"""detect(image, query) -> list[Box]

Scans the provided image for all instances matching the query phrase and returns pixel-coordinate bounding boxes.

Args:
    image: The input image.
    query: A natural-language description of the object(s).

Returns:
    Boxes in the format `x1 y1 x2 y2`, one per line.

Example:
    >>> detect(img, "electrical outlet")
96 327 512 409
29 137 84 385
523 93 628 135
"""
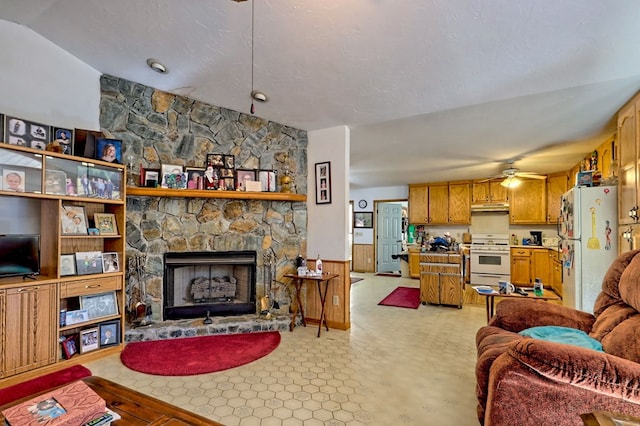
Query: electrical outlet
333 295 339 305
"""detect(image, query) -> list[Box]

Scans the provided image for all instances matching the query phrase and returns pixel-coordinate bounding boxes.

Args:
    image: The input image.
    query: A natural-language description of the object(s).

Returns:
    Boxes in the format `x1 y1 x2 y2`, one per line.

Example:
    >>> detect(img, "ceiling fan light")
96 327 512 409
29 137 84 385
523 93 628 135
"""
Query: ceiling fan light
501 176 521 188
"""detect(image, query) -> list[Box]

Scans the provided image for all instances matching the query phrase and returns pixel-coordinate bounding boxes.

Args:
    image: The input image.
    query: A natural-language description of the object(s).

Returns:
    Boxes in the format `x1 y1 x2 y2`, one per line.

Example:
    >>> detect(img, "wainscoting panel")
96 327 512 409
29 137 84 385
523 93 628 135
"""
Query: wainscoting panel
352 244 374 273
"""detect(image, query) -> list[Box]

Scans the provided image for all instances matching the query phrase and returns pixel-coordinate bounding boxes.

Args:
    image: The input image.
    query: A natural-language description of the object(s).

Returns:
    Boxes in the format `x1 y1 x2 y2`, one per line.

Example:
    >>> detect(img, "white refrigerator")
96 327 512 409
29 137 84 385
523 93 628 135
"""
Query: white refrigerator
559 185 617 313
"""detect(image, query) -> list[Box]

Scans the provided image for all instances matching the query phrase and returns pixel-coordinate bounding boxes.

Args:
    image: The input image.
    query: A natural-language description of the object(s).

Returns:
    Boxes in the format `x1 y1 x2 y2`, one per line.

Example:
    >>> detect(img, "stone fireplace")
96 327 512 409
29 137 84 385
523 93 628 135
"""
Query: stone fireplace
164 251 257 320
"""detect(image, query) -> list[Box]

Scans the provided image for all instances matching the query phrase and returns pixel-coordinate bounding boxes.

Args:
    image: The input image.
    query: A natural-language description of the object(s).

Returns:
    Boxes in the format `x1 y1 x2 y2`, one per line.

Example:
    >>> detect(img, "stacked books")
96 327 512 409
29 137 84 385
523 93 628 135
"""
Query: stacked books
2 380 119 425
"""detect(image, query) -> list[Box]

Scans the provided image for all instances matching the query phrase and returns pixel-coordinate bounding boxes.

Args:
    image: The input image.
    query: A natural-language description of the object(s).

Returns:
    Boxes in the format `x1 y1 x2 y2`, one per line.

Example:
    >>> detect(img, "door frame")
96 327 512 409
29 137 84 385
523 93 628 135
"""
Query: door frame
373 198 408 273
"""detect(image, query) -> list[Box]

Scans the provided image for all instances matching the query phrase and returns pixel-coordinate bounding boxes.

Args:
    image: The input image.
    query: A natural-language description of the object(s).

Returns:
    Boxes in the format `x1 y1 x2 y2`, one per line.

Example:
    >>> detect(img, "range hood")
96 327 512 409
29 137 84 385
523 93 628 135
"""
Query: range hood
470 202 510 212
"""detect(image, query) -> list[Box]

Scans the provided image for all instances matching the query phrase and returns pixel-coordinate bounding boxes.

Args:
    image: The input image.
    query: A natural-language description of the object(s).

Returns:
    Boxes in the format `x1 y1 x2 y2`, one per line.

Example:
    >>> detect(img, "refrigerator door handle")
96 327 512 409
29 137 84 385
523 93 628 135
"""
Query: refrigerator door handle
557 216 561 238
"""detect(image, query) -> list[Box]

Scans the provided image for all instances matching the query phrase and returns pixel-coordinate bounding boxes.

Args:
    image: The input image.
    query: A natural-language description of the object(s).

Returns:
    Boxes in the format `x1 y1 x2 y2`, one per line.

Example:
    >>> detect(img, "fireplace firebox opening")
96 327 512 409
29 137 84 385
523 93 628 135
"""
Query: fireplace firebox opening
163 251 257 320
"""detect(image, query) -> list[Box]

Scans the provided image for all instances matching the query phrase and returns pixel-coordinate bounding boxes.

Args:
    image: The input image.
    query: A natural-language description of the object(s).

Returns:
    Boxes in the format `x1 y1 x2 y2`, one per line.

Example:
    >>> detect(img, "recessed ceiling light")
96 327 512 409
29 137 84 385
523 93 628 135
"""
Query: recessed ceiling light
146 58 168 74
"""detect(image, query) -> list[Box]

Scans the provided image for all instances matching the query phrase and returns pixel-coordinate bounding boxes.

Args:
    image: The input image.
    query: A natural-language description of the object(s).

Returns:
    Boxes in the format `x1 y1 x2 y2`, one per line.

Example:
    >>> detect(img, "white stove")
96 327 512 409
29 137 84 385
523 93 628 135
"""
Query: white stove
470 233 511 286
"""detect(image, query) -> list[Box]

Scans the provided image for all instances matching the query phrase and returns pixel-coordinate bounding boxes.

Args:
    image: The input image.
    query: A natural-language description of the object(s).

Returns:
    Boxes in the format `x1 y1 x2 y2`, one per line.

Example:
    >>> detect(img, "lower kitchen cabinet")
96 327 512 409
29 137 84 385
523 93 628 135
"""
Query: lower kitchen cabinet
510 248 532 286
2 283 57 378
419 253 463 308
511 247 559 291
409 247 421 278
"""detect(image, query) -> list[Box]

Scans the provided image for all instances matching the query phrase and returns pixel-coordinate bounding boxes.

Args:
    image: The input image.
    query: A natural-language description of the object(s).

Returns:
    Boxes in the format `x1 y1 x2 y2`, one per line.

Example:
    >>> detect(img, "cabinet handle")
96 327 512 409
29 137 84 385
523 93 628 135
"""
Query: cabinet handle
17 286 39 292
85 284 102 289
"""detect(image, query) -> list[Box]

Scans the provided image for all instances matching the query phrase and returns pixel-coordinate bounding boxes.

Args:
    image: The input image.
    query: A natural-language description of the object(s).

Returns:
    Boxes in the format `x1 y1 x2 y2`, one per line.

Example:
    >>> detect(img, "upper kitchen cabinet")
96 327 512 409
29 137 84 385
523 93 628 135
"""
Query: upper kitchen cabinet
618 96 639 225
509 179 547 224
408 181 471 225
472 180 508 204
546 172 569 224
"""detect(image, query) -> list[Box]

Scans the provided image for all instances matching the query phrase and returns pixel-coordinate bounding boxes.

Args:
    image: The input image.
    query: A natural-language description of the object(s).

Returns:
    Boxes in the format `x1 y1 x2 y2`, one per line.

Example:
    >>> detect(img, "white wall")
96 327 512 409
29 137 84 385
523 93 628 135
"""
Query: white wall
350 185 407 245
307 126 350 261
0 20 100 129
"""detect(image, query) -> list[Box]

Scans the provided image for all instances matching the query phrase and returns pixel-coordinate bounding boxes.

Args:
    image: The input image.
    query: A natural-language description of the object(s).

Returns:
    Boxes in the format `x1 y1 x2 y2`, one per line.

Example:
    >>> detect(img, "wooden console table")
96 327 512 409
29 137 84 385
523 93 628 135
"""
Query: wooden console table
0 376 222 425
284 272 339 337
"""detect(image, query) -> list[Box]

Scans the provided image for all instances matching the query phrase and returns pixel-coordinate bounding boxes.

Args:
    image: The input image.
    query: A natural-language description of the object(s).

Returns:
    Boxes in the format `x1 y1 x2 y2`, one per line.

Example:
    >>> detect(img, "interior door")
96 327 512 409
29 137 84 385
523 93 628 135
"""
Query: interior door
376 203 402 272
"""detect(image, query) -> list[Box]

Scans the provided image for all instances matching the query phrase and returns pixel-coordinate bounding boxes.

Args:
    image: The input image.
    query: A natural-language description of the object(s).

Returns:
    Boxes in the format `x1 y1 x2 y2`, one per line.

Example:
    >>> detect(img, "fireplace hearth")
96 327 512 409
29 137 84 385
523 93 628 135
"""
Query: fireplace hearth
163 251 257 320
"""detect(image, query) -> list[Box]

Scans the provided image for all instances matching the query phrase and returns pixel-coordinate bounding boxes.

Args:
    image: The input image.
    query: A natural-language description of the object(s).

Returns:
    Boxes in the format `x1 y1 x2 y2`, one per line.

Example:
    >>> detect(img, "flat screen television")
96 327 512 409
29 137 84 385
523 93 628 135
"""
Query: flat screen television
0 234 40 278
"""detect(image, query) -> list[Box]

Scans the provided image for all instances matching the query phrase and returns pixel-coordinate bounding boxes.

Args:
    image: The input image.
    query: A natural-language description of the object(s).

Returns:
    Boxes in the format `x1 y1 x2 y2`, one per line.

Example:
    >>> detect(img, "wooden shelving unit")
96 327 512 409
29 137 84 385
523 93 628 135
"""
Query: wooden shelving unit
127 186 307 202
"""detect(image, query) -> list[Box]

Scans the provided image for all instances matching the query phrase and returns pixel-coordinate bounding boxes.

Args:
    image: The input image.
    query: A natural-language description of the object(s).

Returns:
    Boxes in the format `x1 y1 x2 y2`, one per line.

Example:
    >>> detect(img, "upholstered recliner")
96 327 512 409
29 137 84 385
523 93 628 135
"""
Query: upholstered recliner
476 250 640 426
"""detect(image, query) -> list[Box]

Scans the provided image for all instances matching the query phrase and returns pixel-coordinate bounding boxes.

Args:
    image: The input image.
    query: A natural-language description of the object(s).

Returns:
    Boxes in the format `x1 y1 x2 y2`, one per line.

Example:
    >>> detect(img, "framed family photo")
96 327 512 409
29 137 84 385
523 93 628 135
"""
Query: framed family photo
102 252 120 273
65 309 89 326
315 161 332 204
80 328 99 353
59 254 76 276
95 138 122 164
60 205 88 236
94 212 118 236
75 251 103 275
61 334 78 359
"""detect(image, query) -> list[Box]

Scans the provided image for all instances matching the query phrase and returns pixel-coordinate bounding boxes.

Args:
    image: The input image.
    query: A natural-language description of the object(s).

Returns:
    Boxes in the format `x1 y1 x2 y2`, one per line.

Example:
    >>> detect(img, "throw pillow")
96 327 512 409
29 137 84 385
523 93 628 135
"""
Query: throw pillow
519 325 603 352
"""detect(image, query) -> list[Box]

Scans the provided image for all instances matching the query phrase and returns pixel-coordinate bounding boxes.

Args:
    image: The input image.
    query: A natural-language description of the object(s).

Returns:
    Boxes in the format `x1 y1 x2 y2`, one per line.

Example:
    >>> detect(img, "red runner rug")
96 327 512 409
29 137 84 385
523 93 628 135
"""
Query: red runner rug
121 331 281 376
0 365 92 406
378 286 421 309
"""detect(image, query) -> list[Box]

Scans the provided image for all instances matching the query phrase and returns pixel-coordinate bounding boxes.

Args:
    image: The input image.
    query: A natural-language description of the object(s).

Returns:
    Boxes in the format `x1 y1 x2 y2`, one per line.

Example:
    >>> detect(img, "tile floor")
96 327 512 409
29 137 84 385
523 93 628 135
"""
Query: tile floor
85 274 486 425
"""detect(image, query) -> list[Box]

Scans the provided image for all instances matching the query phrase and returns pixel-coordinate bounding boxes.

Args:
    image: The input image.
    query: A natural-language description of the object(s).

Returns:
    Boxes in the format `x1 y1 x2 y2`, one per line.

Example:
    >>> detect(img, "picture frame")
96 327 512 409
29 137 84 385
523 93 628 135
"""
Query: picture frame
51 127 74 156
88 228 100 236
94 212 118 236
102 252 120 273
59 254 76 276
95 138 122 164
185 167 205 190
142 168 160 188
45 170 67 195
259 170 277 192
79 328 99 353
206 153 224 167
75 251 103 275
61 334 78 359
80 291 118 319
354 211 374 228
236 169 257 191
60 205 88 235
73 129 102 159
4 115 50 150
160 164 186 189
99 320 120 348
65 309 89 326
315 161 332 204
2 169 25 192
223 155 235 169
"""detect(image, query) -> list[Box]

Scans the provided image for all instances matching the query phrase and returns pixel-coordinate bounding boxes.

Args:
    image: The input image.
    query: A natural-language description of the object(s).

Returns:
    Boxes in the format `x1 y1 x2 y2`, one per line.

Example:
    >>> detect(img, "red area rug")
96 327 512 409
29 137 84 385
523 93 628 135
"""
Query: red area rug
0 365 91 406
121 331 281 376
378 286 421 309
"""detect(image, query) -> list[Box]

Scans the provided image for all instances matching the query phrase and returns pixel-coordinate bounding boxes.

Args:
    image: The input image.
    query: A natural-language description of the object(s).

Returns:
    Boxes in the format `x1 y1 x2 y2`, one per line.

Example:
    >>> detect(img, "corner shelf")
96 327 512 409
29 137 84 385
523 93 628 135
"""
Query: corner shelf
127 186 307 202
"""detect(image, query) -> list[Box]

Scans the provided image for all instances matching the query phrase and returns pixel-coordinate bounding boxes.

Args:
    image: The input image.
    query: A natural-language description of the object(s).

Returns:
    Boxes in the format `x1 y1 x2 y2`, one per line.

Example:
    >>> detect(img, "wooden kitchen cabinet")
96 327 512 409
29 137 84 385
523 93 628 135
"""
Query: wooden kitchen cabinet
510 248 532 286
531 249 551 285
419 253 463 308
550 250 563 297
510 179 547 224
409 247 421 278
428 183 449 224
472 180 508 204
2 283 57 378
448 181 471 224
408 181 470 225
618 97 639 226
408 184 429 224
546 172 569 224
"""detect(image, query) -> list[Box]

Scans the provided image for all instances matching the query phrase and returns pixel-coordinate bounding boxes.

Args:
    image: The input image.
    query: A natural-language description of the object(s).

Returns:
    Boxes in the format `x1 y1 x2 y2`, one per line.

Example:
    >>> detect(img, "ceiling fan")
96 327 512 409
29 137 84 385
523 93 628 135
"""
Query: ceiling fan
486 160 546 188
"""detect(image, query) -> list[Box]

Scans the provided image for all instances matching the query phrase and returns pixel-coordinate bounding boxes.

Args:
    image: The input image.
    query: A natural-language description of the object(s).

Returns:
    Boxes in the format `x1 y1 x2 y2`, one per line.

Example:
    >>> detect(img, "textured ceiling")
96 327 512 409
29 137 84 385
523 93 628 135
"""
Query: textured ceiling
2 0 640 189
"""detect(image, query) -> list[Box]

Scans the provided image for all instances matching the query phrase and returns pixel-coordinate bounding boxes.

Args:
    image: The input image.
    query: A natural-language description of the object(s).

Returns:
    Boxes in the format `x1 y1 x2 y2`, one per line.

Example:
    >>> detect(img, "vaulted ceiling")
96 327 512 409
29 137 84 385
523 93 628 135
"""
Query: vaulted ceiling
2 0 640 188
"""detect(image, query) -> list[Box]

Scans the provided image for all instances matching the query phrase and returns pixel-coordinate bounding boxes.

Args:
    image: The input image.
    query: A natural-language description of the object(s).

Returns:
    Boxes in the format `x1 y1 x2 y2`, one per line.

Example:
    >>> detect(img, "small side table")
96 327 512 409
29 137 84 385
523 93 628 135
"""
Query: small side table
284 272 339 337
476 288 561 323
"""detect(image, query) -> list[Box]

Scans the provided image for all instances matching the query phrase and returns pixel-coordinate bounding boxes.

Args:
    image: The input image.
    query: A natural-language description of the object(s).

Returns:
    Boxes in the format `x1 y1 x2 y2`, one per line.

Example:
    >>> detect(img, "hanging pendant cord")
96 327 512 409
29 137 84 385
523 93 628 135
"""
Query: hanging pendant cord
250 0 255 114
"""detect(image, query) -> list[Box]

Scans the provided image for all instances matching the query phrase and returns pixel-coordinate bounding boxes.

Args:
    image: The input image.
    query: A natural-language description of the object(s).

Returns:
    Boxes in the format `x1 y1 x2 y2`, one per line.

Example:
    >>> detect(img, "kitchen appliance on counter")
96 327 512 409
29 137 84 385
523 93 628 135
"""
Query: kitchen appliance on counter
530 231 542 246
559 186 617 313
470 233 511 286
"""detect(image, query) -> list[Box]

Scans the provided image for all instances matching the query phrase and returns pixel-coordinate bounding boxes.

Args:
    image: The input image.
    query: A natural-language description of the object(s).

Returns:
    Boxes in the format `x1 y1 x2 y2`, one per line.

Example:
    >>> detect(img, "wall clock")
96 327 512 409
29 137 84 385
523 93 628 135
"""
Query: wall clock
358 200 367 209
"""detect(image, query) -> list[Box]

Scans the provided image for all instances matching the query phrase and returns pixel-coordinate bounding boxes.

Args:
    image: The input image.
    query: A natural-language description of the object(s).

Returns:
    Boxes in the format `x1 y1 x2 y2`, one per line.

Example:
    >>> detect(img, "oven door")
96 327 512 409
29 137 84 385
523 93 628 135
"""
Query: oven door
470 249 510 276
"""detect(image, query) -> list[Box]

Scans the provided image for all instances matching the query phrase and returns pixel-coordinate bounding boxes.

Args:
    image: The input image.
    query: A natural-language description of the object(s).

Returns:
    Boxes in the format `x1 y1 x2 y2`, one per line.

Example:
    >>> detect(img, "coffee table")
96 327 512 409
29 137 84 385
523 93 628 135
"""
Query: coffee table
0 376 223 425
476 287 561 323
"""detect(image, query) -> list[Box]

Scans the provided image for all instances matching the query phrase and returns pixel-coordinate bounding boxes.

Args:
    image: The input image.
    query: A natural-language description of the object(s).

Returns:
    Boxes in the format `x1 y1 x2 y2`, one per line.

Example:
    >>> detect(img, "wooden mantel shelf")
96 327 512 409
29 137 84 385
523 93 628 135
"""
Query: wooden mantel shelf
127 186 307 202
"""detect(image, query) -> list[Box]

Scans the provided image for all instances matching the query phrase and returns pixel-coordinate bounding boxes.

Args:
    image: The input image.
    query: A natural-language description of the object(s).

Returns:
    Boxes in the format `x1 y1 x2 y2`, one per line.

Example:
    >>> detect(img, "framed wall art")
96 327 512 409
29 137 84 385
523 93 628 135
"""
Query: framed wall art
94 212 118 236
315 161 332 204
4 115 50 150
354 212 374 228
